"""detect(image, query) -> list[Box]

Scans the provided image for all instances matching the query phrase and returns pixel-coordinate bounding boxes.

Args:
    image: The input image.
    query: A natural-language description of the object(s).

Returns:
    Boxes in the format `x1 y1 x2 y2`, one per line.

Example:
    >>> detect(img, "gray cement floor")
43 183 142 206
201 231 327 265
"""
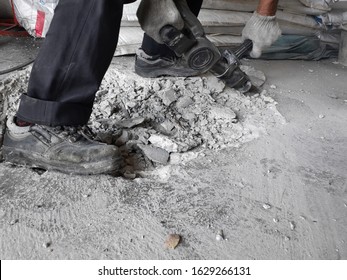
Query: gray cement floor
0 37 346 259
0 36 41 73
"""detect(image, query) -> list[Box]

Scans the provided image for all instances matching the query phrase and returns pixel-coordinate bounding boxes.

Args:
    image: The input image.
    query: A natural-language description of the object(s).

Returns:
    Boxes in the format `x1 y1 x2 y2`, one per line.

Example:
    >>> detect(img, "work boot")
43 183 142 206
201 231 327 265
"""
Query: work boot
134 49 201 78
2 117 122 175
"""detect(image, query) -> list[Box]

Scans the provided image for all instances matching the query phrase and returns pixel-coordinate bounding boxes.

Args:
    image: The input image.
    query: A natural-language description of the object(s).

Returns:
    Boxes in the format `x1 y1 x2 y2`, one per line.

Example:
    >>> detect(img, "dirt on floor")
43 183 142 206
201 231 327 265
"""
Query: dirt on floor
0 51 346 259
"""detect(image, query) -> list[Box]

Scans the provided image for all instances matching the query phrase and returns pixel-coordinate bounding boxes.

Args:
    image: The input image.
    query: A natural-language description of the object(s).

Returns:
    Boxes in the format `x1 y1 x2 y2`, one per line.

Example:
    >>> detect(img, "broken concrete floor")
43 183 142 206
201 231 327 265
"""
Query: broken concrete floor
0 53 346 259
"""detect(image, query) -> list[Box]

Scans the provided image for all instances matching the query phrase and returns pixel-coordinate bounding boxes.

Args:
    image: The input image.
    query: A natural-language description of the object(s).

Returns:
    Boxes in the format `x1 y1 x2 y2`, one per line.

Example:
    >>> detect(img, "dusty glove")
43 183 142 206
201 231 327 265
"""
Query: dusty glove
299 0 337 12
137 0 184 44
242 11 281 58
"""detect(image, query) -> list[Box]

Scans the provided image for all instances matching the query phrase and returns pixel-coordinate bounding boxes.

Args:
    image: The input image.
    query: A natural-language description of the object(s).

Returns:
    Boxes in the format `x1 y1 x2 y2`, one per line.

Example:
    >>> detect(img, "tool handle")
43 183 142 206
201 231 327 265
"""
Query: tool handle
174 0 205 38
234 39 253 59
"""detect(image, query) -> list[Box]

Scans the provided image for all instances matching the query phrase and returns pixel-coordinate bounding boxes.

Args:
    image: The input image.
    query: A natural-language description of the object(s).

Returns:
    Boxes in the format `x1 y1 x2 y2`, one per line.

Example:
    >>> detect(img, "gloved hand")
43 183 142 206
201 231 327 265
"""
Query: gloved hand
242 11 281 58
137 0 184 44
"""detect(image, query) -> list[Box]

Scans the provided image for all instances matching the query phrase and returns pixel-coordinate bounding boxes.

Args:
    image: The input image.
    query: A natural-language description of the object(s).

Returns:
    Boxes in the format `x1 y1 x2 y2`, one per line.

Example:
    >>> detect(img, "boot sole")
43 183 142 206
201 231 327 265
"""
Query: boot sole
2 147 123 175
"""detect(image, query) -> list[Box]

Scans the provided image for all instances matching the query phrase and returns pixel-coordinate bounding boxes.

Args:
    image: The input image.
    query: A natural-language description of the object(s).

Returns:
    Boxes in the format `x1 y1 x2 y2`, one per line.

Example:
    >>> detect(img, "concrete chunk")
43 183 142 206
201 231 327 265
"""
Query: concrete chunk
138 144 170 164
160 89 178 106
176 96 194 109
117 117 145 128
156 120 177 135
149 134 179 153
209 106 237 121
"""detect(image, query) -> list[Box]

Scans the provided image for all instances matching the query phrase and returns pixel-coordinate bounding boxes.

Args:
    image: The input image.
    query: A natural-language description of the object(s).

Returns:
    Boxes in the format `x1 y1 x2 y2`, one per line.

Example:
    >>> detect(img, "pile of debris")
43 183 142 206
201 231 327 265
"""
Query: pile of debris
0 63 284 176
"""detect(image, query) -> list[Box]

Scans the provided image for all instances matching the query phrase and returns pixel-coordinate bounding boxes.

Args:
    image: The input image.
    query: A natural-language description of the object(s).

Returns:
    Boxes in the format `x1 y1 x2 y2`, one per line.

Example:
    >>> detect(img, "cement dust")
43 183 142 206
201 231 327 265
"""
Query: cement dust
0 62 285 178
1 58 346 260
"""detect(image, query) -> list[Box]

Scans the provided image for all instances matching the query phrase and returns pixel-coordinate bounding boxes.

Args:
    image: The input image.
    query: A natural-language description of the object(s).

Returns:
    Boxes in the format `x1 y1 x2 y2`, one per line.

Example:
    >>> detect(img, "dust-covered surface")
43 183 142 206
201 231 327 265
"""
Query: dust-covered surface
0 37 41 73
0 61 282 177
0 57 346 260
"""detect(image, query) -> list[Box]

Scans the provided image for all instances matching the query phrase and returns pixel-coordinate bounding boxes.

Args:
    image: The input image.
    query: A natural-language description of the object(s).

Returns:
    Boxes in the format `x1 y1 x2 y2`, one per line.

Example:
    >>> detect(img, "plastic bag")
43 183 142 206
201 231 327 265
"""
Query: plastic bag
12 0 59 37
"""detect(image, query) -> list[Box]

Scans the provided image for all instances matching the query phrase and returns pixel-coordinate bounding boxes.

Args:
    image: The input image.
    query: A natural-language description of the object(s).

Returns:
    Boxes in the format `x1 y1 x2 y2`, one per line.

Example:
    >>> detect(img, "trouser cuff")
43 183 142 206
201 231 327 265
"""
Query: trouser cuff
16 94 93 126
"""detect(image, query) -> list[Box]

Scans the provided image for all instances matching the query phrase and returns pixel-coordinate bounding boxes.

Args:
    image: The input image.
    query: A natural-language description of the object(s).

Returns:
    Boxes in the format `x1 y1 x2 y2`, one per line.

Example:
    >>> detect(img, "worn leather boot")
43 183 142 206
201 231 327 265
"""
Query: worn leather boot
3 117 122 175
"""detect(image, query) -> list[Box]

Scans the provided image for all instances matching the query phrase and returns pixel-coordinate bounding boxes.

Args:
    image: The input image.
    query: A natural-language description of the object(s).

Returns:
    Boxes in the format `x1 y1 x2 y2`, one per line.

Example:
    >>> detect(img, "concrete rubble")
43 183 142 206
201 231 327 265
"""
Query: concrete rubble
0 56 346 260
0 63 284 177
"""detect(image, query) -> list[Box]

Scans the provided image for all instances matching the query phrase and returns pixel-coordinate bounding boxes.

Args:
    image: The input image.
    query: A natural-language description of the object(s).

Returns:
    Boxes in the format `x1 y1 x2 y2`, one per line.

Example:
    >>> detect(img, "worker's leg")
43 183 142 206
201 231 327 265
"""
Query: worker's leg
135 0 203 77
17 0 124 126
3 0 124 174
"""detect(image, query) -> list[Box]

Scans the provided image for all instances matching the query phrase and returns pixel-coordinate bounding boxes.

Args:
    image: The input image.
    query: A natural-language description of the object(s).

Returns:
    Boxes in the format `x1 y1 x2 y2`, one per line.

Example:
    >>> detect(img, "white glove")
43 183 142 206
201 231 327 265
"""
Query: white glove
137 0 184 44
242 12 281 58
299 0 337 12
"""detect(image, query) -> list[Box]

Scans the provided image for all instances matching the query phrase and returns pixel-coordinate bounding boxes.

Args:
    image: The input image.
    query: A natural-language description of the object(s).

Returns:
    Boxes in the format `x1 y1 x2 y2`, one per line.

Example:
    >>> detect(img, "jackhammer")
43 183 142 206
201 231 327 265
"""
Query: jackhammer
156 0 253 93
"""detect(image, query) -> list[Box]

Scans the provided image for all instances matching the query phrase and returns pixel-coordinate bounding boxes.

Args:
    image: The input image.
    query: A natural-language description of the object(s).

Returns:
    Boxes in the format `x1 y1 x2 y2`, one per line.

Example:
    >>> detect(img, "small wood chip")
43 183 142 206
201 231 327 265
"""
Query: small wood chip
164 234 181 249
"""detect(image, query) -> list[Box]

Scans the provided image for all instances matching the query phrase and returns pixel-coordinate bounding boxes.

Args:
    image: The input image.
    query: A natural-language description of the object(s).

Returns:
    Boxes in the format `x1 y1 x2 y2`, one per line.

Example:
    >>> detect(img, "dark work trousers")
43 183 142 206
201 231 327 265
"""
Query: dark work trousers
16 0 203 126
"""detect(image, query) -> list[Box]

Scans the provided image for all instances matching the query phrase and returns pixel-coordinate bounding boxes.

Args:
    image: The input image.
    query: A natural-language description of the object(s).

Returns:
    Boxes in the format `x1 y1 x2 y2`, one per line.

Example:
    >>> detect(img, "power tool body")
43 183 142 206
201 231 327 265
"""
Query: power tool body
160 0 253 93
138 0 253 93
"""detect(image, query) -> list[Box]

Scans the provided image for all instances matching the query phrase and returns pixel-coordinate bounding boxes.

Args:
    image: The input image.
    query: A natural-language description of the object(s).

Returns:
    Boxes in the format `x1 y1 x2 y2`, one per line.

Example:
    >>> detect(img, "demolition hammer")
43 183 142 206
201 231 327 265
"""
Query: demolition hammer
159 0 253 93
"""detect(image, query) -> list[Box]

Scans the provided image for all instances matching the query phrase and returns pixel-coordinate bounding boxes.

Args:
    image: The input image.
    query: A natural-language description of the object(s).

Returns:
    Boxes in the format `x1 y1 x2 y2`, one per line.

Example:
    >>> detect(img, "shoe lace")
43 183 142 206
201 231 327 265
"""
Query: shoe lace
137 49 177 63
55 125 95 142
30 125 95 143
